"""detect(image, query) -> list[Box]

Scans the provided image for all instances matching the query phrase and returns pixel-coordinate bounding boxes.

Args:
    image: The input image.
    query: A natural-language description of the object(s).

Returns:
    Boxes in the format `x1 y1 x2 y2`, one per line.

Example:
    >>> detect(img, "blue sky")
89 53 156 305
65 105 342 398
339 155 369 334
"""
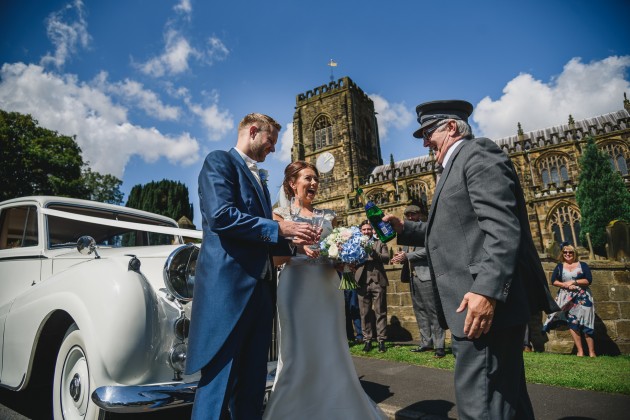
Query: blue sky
1 0 629 225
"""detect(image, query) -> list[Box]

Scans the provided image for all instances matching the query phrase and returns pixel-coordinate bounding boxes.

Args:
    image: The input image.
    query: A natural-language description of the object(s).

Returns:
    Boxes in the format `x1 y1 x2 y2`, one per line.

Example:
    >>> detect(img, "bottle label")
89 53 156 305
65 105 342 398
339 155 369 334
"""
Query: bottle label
377 221 394 237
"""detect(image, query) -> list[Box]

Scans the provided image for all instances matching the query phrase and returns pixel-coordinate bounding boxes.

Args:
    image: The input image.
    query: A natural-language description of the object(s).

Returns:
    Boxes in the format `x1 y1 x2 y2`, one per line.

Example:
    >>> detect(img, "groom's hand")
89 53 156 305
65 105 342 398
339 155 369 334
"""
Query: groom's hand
278 220 317 244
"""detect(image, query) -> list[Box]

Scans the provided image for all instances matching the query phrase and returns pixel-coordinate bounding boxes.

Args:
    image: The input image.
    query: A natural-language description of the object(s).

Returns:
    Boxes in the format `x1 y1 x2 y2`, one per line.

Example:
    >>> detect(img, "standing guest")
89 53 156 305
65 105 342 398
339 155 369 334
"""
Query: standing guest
383 100 558 420
355 220 390 353
543 243 596 357
344 288 363 343
186 113 316 420
392 205 446 358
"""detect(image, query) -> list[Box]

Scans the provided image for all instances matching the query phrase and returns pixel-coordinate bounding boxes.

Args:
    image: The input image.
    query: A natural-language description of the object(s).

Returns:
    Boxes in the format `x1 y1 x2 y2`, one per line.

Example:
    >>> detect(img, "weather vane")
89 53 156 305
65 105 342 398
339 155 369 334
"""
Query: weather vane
328 59 337 82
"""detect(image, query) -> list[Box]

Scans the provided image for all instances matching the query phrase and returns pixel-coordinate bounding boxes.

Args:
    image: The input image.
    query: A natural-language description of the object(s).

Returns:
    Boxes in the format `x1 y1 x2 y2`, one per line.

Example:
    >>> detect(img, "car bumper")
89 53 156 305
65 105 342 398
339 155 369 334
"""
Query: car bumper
91 381 198 413
92 362 278 413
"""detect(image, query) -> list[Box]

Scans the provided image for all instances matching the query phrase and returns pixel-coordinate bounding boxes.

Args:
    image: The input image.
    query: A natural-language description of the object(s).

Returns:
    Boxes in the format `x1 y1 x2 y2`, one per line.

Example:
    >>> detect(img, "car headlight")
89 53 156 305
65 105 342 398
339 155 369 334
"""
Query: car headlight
163 243 199 302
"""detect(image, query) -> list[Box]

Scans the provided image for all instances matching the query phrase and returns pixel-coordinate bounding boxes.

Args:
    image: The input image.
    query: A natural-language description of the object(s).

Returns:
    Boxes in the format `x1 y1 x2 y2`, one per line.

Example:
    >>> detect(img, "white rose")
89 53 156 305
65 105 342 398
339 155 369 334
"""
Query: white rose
328 243 339 259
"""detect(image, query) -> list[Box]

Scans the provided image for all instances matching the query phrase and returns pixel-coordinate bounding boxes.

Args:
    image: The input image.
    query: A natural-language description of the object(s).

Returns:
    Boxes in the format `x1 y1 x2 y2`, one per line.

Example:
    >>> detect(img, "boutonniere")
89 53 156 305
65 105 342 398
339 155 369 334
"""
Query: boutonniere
259 168 269 186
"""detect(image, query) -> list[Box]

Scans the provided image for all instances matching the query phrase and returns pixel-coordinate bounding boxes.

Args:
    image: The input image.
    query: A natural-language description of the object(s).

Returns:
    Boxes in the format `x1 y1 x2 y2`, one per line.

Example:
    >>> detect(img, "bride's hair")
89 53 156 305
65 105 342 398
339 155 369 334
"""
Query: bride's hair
283 161 319 199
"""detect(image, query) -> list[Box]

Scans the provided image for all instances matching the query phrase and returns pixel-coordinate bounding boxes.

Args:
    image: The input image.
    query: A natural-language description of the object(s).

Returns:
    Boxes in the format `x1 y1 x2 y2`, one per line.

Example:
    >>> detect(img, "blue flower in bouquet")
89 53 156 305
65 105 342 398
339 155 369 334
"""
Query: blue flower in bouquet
319 225 373 289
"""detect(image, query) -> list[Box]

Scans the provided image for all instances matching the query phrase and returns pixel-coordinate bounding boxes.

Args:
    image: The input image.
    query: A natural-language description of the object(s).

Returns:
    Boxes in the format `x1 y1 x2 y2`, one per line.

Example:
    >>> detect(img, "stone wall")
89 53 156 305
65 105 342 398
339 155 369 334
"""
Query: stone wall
384 260 630 355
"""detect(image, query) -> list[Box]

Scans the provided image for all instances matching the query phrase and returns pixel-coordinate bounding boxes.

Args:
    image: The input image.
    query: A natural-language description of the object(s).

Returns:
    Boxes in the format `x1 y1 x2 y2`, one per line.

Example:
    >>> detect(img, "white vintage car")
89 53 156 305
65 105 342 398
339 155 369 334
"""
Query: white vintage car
0 196 205 419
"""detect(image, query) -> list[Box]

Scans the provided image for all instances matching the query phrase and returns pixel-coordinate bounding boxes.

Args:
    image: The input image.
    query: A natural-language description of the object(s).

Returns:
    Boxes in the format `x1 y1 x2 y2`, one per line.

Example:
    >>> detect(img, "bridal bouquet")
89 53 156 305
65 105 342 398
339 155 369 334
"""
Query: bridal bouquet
318 226 374 290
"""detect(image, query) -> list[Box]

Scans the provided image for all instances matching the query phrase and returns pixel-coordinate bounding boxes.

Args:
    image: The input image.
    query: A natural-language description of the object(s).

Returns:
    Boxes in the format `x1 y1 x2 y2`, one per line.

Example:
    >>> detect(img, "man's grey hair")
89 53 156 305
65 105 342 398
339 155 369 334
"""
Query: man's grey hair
437 118 474 139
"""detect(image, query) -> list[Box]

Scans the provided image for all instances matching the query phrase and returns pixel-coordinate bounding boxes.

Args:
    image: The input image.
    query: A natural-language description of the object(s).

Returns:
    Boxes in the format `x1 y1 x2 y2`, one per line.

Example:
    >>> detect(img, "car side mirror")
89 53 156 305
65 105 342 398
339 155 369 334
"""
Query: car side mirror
77 236 100 259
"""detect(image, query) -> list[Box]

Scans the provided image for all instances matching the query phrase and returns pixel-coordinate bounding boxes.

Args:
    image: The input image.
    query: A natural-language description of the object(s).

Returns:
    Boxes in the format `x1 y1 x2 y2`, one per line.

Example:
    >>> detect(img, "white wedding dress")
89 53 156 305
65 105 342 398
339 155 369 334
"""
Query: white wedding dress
263 208 386 420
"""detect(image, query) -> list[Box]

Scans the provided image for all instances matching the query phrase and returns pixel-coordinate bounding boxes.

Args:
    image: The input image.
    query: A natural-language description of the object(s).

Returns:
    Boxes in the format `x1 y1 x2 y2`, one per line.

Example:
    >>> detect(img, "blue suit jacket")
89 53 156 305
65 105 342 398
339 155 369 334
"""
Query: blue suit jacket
186 148 289 374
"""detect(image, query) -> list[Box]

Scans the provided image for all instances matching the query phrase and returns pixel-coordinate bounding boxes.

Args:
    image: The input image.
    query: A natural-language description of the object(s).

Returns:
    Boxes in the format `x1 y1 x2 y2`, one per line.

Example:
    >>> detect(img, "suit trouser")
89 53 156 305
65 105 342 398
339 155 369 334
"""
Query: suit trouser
344 289 363 340
410 276 445 349
451 324 534 420
192 280 273 420
358 282 387 342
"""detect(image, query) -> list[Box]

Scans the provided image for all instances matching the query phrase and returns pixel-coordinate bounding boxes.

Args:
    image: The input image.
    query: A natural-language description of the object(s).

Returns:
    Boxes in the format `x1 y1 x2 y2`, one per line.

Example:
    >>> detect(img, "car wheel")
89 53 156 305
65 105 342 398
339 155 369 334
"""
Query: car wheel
53 324 100 419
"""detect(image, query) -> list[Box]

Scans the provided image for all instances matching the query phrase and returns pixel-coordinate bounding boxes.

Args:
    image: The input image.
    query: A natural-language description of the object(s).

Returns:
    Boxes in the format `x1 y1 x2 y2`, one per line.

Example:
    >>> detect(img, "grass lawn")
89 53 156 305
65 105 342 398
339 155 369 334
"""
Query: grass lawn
349 341 630 395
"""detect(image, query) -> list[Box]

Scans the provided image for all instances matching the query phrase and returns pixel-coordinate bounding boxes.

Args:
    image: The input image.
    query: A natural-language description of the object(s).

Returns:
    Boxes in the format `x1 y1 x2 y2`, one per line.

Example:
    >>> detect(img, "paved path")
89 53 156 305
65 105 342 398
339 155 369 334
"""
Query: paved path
2 357 629 419
353 356 630 420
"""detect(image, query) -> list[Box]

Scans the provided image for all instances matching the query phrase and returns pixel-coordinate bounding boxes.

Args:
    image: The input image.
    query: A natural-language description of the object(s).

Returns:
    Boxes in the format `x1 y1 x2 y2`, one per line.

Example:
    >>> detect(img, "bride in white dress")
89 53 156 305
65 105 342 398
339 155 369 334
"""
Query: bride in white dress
264 161 386 420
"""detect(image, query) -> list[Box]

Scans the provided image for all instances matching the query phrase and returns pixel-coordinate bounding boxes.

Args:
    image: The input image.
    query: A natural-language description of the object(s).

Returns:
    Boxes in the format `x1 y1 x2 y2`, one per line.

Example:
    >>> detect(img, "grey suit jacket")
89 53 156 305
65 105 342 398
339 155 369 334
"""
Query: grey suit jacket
406 246 431 281
398 137 558 337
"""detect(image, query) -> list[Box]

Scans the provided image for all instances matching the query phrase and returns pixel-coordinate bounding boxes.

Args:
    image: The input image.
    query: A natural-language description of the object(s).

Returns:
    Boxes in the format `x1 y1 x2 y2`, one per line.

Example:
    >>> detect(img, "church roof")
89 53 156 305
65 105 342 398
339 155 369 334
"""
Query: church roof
368 108 630 182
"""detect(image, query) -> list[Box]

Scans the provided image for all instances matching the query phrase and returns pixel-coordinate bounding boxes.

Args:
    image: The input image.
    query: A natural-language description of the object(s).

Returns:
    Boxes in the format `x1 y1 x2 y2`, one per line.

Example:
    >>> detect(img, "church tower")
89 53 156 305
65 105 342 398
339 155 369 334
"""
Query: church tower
292 76 382 222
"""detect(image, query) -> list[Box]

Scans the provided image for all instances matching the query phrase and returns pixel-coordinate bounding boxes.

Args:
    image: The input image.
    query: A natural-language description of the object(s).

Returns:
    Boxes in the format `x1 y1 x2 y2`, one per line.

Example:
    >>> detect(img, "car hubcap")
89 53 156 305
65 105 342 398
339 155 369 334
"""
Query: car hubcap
69 373 81 402
61 345 89 418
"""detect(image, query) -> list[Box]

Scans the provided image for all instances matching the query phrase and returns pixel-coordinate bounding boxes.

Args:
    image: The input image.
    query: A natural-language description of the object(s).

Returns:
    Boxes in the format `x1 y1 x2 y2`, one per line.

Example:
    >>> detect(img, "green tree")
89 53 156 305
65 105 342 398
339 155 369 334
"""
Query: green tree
0 109 123 203
575 137 630 255
125 179 193 223
1 110 85 200
82 167 124 204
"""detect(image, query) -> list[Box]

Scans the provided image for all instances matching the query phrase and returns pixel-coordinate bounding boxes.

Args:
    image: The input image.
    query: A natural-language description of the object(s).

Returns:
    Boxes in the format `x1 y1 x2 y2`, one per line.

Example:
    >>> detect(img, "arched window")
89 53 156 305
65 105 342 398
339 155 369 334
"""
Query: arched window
602 142 629 176
313 115 333 150
538 155 570 187
366 189 389 205
548 205 581 247
408 182 428 203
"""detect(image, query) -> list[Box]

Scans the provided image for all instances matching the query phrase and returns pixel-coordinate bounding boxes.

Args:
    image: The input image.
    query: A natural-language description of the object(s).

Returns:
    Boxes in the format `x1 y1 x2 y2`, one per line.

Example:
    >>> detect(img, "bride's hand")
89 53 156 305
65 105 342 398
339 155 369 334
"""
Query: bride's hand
303 245 319 259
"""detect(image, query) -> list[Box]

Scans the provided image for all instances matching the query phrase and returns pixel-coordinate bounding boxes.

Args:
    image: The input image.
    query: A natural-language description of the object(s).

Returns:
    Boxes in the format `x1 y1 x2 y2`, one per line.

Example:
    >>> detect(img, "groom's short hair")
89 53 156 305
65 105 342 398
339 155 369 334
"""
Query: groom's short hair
239 113 282 132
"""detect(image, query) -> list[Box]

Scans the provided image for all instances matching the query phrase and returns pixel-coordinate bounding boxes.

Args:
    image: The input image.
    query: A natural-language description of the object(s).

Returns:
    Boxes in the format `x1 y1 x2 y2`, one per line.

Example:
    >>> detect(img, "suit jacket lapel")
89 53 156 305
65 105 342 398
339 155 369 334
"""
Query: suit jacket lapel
229 148 272 218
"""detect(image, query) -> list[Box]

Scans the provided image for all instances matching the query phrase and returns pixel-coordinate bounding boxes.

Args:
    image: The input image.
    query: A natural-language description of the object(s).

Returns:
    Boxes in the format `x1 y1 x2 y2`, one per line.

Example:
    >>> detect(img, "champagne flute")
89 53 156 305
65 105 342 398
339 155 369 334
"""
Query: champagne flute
284 196 302 240
309 208 325 250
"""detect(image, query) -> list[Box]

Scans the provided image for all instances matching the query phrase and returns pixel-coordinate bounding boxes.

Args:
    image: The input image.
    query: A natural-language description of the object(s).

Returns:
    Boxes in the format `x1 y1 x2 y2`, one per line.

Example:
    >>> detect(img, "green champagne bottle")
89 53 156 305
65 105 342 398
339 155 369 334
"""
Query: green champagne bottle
356 188 396 243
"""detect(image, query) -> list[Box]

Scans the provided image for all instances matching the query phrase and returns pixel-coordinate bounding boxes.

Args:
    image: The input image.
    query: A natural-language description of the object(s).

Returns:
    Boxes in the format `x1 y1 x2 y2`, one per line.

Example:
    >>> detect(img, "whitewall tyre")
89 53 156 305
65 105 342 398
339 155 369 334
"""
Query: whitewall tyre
53 324 99 420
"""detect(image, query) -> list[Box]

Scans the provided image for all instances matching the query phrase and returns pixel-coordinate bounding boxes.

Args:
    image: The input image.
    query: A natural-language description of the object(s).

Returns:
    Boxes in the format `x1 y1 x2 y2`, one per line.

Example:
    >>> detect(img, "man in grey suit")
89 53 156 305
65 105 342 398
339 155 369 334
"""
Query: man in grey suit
383 100 559 420
392 205 446 358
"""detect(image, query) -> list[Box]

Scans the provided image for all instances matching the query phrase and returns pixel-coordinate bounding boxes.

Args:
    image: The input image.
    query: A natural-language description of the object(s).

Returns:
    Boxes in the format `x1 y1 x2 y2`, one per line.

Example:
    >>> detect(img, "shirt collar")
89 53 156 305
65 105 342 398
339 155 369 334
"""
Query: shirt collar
442 139 465 168
234 147 257 168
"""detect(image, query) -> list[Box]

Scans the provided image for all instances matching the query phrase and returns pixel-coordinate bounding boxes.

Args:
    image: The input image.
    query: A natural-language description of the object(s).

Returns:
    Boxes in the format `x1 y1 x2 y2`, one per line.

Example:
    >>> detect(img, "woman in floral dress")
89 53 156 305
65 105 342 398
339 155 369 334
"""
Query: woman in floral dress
542 244 596 357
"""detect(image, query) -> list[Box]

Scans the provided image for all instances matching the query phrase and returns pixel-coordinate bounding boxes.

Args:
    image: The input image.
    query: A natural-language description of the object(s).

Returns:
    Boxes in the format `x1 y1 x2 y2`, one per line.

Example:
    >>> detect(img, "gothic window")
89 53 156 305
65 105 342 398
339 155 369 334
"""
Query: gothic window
602 142 629 176
548 204 581 247
538 155 569 187
313 115 333 150
407 182 428 204
366 189 389 205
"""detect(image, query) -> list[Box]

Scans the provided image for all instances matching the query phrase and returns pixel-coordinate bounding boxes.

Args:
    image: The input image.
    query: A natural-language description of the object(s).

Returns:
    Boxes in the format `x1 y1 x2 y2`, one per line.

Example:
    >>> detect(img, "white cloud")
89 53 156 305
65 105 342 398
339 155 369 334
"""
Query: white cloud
474 56 630 139
174 0 192 15
178 89 234 140
276 122 294 163
137 28 229 78
93 72 180 121
369 94 415 139
40 0 91 69
0 63 200 177
138 28 199 77
205 36 229 64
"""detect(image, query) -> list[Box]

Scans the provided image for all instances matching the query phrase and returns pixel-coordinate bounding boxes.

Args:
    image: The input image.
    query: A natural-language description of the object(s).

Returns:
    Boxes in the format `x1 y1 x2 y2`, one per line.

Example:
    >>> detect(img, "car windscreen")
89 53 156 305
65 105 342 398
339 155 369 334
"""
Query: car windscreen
46 204 180 248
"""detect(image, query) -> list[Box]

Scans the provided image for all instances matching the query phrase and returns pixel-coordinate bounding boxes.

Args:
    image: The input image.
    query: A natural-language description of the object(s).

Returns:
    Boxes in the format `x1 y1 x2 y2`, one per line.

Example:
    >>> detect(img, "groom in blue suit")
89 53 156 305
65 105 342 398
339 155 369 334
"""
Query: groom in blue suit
186 113 316 419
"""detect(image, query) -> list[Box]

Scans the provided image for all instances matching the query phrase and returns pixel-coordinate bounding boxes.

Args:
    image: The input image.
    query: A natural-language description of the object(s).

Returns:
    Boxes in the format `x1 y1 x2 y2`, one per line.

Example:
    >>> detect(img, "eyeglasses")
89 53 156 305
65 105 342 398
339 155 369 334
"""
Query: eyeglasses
422 121 448 141
563 251 574 255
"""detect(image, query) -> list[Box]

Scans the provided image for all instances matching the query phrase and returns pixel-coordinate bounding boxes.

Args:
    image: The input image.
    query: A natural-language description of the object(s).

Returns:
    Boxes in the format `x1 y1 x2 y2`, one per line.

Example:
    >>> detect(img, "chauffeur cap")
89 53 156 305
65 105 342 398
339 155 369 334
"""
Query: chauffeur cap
412 99 474 138
404 205 421 215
